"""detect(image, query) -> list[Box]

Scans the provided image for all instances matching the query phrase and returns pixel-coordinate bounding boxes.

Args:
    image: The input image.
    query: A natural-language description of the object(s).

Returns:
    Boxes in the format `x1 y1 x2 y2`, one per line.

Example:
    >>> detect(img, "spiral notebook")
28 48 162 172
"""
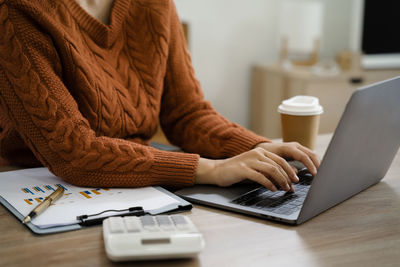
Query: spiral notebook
0 167 192 234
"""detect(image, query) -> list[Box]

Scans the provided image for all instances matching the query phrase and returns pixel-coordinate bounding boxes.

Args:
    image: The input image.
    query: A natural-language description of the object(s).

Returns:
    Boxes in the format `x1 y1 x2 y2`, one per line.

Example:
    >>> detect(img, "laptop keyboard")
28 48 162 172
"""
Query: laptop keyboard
231 168 313 215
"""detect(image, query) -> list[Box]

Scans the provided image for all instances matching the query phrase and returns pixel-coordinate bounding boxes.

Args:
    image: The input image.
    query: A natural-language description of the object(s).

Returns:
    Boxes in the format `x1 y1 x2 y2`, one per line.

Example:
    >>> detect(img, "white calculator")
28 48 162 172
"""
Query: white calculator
103 215 205 261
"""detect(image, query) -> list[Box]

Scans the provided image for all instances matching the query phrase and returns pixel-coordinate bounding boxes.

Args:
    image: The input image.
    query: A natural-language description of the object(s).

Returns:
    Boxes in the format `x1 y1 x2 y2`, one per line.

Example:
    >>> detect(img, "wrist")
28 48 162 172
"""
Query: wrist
255 141 270 149
195 157 218 185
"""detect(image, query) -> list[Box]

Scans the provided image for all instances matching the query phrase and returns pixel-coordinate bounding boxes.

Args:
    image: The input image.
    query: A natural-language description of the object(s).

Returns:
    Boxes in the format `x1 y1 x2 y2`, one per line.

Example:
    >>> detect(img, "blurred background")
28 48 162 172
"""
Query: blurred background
174 0 400 138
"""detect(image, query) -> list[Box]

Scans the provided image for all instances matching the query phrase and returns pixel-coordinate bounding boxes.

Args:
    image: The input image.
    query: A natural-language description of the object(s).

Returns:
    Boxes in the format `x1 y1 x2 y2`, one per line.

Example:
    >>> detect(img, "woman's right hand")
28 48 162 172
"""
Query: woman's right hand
195 147 300 192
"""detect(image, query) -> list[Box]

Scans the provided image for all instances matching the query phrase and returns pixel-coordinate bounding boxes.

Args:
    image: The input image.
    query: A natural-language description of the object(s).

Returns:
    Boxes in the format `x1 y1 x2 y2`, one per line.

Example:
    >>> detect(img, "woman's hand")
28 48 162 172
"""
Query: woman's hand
195 142 320 192
255 142 320 176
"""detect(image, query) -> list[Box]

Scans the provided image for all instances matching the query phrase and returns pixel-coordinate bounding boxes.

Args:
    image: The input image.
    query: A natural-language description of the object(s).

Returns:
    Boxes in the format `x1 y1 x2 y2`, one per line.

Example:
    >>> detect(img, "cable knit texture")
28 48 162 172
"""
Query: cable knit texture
0 0 269 187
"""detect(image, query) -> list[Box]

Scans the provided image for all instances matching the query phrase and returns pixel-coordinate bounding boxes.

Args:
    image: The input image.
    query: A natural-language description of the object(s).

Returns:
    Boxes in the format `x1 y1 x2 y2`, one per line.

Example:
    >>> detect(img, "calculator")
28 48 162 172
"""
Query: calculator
103 215 205 261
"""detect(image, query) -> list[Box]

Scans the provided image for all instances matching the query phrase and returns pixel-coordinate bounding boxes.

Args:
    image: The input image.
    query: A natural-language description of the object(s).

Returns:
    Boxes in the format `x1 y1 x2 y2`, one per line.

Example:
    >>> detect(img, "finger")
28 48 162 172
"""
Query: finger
254 147 292 184
256 148 296 187
263 151 299 183
267 159 292 189
290 148 318 176
251 160 291 191
296 145 321 169
252 147 293 191
242 168 278 192
291 165 298 174
258 158 292 190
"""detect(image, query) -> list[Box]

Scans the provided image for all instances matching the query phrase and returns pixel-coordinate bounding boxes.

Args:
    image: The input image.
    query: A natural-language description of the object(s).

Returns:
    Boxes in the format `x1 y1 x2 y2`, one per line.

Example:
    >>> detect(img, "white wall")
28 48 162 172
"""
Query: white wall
175 0 353 128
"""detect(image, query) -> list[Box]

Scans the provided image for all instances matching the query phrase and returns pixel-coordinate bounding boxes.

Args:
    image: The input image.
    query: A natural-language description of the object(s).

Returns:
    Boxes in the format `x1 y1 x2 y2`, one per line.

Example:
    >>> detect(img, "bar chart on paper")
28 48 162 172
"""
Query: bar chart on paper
20 183 116 206
23 184 67 205
0 169 129 227
0 168 181 228
79 188 110 199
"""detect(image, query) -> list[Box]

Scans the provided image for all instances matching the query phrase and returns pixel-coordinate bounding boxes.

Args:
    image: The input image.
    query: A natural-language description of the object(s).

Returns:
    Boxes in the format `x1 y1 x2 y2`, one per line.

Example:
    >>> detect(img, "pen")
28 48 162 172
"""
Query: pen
22 186 64 224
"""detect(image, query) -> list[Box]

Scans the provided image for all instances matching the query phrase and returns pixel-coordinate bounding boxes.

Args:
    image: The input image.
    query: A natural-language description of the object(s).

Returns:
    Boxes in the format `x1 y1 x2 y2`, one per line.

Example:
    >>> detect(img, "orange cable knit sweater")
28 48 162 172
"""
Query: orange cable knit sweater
0 0 269 187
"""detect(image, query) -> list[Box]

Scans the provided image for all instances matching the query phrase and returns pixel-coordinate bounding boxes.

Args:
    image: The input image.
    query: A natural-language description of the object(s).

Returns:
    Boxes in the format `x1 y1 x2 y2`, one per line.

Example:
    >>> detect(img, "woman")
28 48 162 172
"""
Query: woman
0 0 319 192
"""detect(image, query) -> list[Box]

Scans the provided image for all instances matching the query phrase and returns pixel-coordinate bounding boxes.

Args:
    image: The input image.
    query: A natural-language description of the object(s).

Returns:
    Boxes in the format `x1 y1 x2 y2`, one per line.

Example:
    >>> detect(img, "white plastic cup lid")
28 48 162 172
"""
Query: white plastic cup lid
278 95 323 116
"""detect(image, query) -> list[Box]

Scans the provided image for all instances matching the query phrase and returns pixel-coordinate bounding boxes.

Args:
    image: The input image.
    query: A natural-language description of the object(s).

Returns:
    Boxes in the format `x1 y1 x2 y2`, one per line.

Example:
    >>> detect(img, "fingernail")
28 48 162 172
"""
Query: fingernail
294 175 299 182
285 184 290 191
271 185 277 192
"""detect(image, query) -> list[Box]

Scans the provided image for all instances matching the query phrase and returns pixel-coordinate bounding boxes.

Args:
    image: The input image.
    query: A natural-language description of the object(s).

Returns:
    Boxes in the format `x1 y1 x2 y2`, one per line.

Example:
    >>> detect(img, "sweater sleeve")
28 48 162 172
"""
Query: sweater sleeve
159 0 270 159
0 2 198 188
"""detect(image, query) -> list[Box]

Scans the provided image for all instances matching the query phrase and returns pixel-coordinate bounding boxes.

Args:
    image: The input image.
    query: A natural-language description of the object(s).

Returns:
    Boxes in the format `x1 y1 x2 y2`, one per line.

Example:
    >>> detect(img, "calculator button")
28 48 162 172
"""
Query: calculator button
124 217 141 232
170 215 189 230
170 215 187 224
108 217 125 234
156 215 175 231
140 215 156 226
140 215 159 231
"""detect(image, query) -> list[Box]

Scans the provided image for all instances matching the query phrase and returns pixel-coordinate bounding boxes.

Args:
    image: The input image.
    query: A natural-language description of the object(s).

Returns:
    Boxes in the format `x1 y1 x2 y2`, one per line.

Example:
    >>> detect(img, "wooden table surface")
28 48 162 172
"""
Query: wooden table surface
1 134 399 267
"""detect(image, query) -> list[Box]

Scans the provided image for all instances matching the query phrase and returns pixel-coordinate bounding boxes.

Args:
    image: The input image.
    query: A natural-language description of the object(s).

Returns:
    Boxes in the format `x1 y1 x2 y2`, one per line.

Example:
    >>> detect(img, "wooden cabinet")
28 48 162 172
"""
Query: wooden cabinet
250 64 400 138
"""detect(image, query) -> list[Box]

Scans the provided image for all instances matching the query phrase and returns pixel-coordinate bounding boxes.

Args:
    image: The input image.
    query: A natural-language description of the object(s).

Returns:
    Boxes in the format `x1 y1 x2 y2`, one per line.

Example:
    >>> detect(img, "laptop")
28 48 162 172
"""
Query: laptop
175 76 400 225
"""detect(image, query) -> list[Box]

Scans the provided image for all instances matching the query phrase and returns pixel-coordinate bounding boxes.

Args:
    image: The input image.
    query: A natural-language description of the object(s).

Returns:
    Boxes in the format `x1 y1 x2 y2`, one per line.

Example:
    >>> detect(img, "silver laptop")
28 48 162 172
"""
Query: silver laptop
175 76 400 225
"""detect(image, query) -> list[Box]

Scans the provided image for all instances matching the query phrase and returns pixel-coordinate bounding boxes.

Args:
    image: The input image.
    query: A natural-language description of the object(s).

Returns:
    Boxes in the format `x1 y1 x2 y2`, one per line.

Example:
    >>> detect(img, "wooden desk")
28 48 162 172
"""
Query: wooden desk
1 134 399 266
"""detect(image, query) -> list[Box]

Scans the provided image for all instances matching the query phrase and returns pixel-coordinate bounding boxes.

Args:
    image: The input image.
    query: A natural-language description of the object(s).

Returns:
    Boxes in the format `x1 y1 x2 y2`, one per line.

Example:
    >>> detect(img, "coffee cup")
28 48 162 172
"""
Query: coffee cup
278 95 323 150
